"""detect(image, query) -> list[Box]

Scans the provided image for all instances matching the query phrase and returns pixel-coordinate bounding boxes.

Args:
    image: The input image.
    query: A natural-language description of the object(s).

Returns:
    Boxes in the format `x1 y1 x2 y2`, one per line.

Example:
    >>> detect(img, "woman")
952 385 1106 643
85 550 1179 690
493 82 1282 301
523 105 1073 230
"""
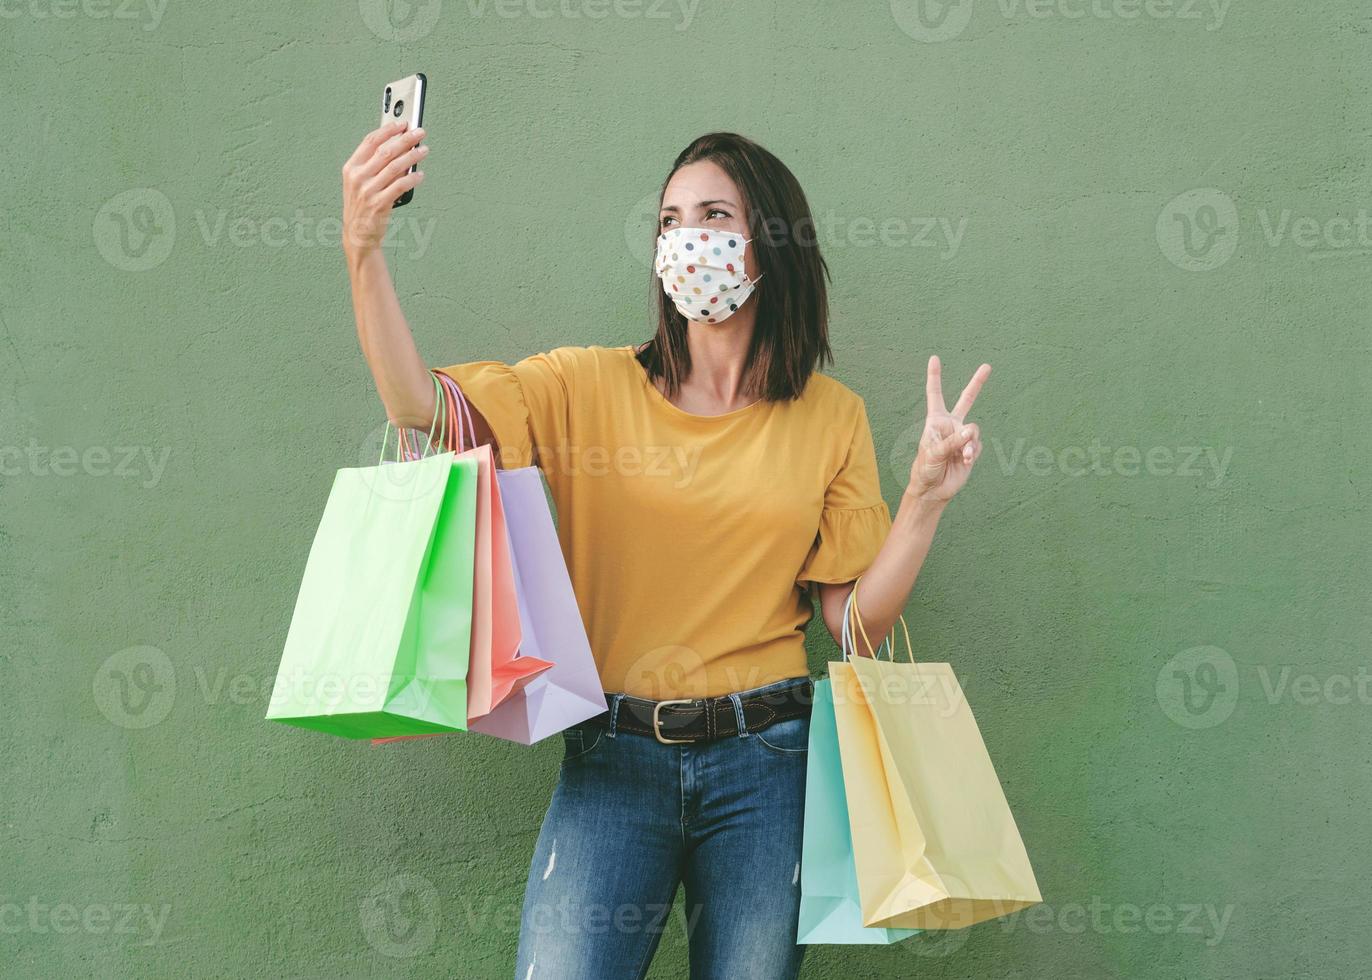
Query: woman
341 126 989 979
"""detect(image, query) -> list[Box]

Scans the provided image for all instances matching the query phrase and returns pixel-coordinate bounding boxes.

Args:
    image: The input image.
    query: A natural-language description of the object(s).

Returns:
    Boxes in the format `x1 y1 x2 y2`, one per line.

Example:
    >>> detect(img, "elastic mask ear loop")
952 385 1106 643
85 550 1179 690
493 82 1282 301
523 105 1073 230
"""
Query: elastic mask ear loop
737 237 761 288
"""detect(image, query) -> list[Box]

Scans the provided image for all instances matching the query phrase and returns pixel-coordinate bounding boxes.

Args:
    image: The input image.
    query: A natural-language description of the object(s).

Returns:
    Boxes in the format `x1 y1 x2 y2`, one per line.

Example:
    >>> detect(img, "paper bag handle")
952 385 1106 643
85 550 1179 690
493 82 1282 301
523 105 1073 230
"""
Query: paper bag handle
847 575 915 664
378 373 447 464
841 586 890 662
430 370 478 452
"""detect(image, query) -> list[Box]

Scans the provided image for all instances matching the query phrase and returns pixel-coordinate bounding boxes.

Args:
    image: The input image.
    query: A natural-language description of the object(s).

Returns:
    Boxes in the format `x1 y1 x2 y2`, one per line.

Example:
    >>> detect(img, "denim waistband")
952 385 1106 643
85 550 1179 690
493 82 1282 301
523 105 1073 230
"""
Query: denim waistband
728 675 814 700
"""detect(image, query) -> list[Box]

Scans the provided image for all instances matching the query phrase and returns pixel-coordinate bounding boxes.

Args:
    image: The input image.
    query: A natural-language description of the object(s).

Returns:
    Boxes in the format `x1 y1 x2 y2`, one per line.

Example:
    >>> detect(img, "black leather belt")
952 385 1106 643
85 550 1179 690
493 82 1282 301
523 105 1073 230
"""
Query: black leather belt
583 677 814 744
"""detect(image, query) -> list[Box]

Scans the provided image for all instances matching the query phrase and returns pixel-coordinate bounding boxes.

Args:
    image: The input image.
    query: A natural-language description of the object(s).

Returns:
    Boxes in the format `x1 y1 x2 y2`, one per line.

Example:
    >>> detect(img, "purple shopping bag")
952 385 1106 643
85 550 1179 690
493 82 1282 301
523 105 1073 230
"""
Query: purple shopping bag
467 466 608 744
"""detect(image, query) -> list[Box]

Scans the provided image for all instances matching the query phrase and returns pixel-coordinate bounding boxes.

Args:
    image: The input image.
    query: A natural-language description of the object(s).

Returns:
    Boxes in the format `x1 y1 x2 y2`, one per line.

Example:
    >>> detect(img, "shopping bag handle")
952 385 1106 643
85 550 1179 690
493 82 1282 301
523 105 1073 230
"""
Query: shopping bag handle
840 586 890 662
378 373 448 464
432 369 478 451
435 371 459 451
847 574 915 664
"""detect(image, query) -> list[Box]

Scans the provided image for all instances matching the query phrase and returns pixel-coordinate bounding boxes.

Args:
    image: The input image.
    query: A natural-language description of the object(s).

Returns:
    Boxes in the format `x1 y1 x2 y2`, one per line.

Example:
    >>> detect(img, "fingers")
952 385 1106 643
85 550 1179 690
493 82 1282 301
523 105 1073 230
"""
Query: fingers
365 143 429 196
925 355 946 414
359 125 426 181
344 119 406 171
951 363 992 419
927 417 980 464
922 415 955 457
956 422 981 464
378 168 425 204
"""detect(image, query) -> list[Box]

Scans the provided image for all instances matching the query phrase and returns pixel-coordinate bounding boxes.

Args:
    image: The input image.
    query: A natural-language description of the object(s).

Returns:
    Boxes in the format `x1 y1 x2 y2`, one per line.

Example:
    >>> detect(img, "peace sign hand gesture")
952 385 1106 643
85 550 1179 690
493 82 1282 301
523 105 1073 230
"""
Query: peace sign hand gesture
908 355 992 504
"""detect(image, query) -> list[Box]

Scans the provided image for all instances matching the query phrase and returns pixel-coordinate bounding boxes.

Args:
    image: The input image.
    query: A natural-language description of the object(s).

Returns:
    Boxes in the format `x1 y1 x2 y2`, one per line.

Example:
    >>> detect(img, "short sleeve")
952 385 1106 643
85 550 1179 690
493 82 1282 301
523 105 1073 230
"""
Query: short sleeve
796 402 893 586
434 347 583 470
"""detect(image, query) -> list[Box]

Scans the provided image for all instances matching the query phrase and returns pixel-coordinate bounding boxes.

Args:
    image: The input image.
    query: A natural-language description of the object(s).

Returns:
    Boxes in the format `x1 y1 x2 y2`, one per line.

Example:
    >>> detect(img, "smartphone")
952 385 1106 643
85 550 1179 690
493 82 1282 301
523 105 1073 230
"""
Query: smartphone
381 72 427 208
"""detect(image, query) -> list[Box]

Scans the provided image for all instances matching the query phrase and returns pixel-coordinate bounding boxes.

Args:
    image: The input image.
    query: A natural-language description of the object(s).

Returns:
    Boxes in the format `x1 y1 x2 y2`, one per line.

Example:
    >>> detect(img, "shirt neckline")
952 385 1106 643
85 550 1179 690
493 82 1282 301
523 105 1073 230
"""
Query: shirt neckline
624 345 767 422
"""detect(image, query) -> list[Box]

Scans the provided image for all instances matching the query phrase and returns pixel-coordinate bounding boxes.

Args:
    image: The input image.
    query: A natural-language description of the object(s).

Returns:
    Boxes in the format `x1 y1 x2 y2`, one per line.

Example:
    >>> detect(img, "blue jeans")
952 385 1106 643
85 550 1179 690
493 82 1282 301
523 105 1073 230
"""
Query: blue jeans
514 676 813 979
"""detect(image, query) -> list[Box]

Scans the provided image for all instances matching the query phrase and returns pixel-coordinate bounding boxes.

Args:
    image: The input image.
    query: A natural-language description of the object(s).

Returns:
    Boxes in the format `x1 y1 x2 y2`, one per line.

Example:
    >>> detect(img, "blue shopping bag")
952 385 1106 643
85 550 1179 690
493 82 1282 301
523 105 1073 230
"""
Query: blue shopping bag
796 592 920 945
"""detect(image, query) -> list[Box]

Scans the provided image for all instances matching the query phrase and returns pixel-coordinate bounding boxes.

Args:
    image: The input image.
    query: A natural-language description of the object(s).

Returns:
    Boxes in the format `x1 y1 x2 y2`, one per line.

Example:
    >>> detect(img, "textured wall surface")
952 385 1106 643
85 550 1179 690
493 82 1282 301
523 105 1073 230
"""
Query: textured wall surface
2 1 1370 977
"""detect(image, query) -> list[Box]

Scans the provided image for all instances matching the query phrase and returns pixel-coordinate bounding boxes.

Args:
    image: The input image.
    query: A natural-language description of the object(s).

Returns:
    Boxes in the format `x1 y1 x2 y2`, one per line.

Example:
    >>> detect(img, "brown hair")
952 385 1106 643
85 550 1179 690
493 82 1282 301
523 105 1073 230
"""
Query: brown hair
636 132 832 402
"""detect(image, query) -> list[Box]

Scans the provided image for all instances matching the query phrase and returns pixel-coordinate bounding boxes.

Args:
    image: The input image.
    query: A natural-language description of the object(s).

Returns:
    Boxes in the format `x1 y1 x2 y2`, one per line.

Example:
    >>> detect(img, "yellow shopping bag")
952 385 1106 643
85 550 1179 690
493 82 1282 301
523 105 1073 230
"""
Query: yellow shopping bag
829 581 1042 930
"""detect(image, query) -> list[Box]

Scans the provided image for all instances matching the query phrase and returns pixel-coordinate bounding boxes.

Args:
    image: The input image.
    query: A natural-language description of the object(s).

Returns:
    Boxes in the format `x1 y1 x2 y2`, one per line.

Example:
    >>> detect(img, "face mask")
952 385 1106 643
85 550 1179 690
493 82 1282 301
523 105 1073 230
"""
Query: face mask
654 226 762 324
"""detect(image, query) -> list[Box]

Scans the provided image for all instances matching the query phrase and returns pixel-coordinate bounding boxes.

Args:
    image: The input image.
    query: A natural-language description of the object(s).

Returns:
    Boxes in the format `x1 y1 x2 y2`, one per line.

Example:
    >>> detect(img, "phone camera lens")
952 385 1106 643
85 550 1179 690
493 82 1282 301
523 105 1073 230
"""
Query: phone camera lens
383 87 392 112
393 99 404 118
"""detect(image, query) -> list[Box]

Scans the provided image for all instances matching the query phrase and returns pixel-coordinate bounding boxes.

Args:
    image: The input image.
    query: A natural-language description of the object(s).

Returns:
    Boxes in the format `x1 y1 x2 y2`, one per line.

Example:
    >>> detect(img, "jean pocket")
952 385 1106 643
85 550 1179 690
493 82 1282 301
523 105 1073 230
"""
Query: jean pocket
560 725 604 764
752 716 810 755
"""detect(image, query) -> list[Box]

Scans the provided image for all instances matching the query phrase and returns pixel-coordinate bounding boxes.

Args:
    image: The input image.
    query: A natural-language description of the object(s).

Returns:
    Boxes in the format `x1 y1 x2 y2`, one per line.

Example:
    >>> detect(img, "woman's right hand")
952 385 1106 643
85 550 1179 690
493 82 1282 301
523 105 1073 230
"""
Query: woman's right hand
341 120 428 260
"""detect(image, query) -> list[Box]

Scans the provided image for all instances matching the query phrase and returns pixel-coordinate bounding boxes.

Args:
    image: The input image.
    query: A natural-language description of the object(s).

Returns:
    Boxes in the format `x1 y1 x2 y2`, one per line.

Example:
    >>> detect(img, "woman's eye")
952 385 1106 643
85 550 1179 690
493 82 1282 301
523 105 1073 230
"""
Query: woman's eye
659 216 677 228
707 209 730 221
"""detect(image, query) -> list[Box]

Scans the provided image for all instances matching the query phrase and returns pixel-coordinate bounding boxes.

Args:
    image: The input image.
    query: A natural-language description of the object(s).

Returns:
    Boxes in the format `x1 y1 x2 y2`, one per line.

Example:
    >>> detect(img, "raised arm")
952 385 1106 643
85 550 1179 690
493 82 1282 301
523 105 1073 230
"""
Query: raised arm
341 119 495 444
817 355 991 652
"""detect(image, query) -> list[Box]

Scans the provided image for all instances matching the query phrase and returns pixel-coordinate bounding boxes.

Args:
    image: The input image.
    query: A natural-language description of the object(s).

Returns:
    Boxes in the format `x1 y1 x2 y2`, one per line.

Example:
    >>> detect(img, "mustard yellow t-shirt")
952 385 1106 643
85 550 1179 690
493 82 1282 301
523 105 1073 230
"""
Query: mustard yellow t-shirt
436 344 892 700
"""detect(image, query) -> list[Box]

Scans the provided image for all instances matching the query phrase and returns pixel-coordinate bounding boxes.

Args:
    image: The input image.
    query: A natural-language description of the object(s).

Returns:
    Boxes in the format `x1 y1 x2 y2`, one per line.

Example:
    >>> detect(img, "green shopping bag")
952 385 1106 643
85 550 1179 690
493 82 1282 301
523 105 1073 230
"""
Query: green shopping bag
796 589 920 945
267 380 478 738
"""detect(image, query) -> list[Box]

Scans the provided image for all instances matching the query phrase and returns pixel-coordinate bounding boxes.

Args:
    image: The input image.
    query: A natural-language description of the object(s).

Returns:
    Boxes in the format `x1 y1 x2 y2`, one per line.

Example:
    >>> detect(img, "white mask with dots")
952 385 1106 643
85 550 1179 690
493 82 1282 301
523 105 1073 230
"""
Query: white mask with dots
654 227 762 324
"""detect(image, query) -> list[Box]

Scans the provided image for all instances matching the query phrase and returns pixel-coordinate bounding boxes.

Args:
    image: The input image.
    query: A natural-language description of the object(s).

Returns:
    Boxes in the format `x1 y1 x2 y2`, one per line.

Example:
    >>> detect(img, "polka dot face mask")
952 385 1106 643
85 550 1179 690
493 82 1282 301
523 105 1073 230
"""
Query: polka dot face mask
654 227 762 324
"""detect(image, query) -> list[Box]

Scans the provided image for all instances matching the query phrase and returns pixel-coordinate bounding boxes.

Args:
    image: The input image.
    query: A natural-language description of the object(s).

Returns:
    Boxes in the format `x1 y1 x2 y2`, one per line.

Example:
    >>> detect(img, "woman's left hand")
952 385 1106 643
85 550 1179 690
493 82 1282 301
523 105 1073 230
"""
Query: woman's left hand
907 355 991 504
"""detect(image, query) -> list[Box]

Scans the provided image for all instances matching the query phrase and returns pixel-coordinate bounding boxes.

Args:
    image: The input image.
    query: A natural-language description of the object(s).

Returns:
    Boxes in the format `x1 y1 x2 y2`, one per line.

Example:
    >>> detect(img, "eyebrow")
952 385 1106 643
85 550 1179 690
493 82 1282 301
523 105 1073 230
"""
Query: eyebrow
659 199 739 212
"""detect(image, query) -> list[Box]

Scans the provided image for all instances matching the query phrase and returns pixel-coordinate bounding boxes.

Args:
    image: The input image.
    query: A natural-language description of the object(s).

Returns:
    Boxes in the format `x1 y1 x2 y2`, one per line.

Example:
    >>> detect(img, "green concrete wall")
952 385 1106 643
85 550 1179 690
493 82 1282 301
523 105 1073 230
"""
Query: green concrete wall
3 1 1369 977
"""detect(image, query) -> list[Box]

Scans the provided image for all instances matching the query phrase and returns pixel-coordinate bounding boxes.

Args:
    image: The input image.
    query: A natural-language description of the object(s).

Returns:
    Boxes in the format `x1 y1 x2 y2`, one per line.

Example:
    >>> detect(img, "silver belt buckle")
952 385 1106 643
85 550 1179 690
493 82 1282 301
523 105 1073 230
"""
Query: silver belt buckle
652 698 696 744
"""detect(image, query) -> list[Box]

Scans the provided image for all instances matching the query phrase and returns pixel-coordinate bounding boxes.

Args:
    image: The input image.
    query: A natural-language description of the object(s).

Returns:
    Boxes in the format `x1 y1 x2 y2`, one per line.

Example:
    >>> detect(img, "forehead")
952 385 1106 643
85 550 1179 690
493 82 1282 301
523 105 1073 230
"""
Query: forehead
660 160 743 209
